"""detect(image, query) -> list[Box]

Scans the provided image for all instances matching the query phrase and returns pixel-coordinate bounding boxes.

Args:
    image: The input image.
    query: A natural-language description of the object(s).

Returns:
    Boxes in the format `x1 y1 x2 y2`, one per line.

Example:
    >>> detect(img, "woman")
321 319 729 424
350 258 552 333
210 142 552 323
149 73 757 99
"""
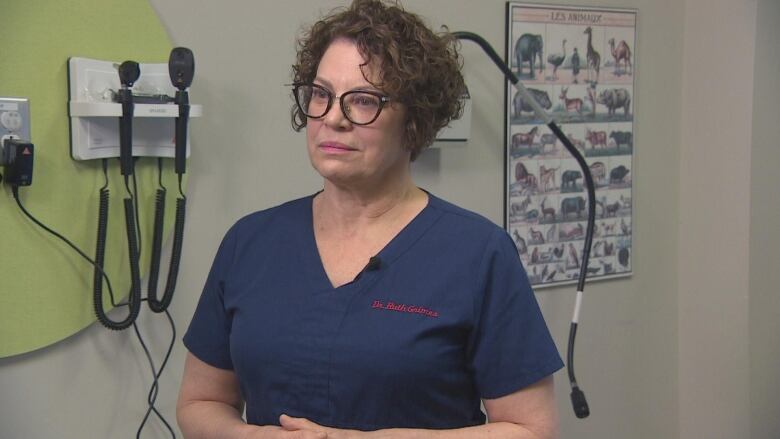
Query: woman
177 1 562 438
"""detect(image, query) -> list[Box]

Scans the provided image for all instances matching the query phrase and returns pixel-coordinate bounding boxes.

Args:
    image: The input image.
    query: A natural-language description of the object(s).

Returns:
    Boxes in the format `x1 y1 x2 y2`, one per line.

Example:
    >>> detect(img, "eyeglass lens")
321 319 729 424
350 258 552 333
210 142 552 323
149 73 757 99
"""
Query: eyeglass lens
295 84 384 125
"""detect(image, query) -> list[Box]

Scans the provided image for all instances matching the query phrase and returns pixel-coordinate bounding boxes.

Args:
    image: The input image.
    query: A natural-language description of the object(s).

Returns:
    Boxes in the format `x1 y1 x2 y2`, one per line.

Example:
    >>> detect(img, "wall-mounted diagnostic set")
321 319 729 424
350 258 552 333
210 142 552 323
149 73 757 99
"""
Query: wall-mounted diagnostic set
2 49 198 436
67 49 201 330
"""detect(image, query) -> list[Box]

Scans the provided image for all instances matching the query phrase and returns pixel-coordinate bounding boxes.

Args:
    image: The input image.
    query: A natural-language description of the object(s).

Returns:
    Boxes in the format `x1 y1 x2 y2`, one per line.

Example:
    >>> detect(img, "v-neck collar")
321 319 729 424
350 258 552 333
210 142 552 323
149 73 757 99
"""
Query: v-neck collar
298 190 444 292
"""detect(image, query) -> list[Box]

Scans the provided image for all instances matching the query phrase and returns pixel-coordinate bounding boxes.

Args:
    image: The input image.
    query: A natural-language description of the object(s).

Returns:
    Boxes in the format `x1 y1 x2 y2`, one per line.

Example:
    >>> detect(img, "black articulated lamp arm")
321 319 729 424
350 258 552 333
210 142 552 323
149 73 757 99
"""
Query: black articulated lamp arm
453 31 593 419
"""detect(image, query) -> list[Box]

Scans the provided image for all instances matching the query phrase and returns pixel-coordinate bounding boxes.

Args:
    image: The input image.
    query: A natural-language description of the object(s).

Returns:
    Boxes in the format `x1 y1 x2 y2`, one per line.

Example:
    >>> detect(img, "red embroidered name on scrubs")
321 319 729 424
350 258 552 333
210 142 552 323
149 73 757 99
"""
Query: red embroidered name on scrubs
371 299 439 318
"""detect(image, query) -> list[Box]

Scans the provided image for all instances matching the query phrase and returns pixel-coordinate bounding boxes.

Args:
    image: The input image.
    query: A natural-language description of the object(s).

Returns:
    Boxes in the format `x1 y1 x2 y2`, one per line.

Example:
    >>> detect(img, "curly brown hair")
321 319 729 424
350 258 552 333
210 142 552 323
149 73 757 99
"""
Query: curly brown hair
291 0 465 161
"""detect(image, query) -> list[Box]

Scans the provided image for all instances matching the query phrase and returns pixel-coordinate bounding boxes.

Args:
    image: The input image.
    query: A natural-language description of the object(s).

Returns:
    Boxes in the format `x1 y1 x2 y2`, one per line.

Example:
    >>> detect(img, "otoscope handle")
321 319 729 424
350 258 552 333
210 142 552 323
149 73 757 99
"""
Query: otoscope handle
117 88 134 177
175 90 189 175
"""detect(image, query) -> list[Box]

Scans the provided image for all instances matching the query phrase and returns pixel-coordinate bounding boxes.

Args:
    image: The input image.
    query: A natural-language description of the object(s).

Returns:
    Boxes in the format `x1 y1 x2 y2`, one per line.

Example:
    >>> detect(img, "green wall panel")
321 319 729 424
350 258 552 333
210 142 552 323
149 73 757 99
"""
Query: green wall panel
0 0 177 357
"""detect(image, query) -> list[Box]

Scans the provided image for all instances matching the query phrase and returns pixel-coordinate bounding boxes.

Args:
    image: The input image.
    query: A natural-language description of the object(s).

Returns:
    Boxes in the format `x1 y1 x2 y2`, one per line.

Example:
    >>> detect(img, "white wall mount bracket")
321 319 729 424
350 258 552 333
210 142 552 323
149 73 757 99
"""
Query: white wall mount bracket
434 87 472 143
68 57 202 161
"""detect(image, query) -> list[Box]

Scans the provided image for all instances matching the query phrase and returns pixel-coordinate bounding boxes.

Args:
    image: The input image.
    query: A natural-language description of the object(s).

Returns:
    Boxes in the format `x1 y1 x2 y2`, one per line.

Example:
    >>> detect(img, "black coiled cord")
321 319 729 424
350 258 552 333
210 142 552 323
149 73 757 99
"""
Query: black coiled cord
11 179 176 437
147 187 166 302
124 194 143 305
159 196 186 309
147 161 186 313
92 174 143 330
93 187 114 309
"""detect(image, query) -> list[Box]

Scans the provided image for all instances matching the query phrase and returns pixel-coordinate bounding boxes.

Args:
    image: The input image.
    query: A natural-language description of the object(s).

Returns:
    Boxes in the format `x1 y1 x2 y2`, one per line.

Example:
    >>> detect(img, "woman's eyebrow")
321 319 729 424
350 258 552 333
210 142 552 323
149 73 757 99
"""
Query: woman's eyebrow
312 77 334 89
313 77 381 93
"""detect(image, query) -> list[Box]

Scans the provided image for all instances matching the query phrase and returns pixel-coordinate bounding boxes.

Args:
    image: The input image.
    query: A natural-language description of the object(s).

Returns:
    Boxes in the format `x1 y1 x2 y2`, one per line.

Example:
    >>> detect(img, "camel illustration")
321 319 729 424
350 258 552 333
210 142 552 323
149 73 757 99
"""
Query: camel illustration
608 38 632 75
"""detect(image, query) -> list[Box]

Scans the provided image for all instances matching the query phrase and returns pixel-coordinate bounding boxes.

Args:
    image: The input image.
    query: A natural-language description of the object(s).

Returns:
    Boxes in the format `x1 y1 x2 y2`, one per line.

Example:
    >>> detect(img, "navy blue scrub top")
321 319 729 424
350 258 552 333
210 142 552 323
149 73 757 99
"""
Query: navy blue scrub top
184 192 563 431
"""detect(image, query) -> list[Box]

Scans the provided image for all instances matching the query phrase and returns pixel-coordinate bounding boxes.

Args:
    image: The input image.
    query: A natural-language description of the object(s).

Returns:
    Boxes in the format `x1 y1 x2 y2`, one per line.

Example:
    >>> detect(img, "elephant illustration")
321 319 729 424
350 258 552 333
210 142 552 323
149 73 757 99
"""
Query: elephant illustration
515 34 543 79
560 196 586 220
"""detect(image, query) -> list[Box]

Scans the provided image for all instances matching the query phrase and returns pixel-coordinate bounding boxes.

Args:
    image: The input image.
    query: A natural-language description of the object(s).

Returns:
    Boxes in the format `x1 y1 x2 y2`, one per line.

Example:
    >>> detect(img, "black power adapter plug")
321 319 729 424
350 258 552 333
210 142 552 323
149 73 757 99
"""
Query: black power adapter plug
1 138 34 186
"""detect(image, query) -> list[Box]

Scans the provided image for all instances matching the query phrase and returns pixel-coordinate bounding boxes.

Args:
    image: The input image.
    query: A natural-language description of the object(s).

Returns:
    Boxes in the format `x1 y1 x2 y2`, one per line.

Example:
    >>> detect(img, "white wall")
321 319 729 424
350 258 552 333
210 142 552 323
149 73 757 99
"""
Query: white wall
749 0 780 437
1 1 777 438
678 1 756 437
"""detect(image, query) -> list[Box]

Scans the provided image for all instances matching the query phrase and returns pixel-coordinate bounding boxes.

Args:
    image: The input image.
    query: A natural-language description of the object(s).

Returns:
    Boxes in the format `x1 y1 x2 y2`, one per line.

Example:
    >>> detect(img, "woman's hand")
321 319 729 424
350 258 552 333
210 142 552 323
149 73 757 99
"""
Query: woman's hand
280 414 365 439
243 422 329 439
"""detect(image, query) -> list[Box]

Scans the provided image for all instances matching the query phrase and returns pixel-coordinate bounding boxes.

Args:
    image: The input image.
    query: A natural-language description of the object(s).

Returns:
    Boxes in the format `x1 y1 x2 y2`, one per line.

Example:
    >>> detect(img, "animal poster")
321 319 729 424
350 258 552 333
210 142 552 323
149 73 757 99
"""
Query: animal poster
505 3 635 288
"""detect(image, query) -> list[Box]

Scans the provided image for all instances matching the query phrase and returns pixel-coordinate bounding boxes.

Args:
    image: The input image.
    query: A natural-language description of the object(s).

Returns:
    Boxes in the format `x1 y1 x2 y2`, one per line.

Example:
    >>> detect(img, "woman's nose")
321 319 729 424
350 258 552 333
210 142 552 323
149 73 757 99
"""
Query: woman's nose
322 99 351 129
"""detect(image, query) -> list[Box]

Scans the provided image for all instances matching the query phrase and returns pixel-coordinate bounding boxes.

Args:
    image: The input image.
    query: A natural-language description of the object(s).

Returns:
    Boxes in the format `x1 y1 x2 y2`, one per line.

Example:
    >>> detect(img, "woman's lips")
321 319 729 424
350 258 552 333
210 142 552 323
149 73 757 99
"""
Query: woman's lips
319 142 356 154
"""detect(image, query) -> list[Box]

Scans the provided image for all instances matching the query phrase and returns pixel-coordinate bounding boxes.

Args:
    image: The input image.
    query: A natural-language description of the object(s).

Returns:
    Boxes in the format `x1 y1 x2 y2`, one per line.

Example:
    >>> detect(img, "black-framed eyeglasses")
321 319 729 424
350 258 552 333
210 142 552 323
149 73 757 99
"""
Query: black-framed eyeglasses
292 83 392 126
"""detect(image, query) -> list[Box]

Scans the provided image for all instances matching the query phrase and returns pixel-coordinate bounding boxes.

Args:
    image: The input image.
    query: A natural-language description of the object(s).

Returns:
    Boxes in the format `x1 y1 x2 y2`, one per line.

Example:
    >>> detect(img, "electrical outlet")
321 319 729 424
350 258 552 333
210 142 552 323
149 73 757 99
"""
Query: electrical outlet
0 97 31 144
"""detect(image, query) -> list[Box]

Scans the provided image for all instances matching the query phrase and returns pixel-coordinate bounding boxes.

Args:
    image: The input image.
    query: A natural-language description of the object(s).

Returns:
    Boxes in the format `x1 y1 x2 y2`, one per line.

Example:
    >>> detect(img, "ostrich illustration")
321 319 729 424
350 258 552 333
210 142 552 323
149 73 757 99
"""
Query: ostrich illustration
608 38 632 75
512 230 528 254
567 243 580 268
547 39 566 80
545 267 558 282
583 27 600 83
